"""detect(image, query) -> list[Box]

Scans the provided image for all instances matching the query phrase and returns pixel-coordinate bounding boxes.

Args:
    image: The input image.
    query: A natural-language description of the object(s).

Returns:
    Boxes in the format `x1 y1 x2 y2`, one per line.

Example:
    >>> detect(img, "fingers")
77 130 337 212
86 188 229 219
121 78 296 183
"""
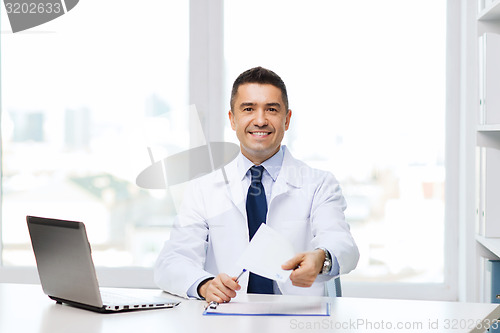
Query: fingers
289 265 317 287
204 273 241 303
281 253 304 270
284 251 324 288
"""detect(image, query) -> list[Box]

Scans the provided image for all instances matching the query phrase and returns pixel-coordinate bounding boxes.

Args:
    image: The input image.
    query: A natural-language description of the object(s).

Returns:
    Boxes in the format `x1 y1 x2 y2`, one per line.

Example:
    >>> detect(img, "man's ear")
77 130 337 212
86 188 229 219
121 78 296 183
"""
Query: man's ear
285 109 292 130
228 110 236 130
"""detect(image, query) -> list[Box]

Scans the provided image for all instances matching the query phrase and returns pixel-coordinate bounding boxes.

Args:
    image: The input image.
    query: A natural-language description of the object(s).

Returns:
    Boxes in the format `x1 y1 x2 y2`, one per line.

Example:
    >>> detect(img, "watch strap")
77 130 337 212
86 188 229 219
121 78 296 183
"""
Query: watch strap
317 247 332 275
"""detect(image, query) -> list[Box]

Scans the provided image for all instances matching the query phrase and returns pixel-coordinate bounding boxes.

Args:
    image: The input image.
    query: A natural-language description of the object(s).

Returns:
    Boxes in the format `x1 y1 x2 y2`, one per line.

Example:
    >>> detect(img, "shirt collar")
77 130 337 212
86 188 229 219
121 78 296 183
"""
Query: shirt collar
237 145 285 182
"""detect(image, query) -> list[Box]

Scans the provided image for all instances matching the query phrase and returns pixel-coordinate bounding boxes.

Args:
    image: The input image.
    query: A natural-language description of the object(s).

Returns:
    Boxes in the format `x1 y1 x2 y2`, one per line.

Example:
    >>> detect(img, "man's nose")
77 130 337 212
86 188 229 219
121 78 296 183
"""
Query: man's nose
253 109 267 126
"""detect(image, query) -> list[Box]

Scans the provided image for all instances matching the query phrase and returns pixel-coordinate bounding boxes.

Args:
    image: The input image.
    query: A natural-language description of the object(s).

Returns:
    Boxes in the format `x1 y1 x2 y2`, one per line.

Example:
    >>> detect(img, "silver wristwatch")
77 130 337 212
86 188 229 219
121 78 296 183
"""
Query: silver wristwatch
318 247 332 275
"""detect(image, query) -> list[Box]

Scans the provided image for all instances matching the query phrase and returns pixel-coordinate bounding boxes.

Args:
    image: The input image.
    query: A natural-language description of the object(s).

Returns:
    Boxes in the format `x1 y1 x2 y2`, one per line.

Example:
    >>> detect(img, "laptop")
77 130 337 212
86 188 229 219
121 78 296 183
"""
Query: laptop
27 215 180 313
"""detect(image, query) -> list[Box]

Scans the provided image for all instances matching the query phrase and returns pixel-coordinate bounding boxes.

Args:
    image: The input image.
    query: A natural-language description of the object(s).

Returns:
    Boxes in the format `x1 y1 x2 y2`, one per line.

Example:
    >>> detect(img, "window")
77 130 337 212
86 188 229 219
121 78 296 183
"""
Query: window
224 0 447 287
1 0 456 299
1 1 189 269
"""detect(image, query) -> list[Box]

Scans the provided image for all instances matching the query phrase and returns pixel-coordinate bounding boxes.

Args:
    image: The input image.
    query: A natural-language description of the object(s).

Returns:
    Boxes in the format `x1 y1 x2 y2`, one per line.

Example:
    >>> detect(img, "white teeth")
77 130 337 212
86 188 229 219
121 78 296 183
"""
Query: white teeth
252 132 269 136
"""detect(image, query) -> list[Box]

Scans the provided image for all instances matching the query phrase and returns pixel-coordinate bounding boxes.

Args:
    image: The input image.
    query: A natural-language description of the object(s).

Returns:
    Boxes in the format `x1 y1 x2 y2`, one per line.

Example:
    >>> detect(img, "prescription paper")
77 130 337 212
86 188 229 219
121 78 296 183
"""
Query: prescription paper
236 223 295 282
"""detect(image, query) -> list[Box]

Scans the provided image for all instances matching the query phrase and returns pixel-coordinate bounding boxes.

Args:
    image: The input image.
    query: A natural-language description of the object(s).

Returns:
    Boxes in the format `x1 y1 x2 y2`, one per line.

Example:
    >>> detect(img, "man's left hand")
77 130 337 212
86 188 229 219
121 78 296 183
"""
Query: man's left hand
281 249 325 287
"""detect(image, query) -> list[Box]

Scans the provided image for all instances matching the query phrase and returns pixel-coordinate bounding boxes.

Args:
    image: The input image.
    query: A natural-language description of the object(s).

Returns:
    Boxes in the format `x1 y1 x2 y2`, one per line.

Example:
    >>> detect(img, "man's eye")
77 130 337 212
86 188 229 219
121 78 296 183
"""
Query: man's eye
268 108 277 112
243 107 253 112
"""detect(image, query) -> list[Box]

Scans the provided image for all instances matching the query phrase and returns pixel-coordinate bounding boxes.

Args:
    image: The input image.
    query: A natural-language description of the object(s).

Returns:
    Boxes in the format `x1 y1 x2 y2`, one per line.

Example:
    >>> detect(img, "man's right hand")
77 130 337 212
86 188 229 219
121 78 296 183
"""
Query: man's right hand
198 273 241 303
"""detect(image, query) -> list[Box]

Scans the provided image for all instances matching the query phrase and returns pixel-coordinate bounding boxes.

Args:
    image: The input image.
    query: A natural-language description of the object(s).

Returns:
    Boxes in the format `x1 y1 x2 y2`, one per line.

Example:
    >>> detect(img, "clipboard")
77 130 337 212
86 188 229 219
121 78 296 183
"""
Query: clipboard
203 301 330 316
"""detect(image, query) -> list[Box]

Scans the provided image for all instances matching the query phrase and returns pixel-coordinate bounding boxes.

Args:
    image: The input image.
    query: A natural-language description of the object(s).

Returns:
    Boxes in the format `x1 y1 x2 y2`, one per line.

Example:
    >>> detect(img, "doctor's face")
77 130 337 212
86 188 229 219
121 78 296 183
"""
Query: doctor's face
229 83 292 165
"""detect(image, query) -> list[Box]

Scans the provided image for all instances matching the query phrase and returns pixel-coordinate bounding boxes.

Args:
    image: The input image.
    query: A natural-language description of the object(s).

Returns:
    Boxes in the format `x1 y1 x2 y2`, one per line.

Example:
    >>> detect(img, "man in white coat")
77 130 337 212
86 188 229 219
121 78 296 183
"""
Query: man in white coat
154 67 359 303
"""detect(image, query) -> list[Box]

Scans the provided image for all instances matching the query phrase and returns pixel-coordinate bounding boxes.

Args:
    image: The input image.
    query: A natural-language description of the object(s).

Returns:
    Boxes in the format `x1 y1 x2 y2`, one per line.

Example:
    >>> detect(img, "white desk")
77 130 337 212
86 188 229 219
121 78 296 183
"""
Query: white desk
1 283 499 333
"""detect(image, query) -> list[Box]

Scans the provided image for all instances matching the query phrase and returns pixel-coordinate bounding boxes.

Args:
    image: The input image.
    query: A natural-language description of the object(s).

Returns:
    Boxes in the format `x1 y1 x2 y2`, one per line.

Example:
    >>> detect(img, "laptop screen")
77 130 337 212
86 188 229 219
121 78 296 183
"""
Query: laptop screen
27 216 103 307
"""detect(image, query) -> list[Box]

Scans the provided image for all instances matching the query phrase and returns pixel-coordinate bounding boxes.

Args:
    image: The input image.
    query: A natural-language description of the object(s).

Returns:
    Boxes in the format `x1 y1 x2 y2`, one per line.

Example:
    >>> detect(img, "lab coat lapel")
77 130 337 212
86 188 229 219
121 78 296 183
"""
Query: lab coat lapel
224 158 246 218
269 174 290 204
269 148 302 205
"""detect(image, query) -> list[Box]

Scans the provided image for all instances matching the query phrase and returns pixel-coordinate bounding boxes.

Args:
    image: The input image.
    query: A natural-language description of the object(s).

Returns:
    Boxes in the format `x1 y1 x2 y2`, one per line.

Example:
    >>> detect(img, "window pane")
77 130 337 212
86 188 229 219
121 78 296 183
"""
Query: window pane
1 0 189 267
224 0 446 283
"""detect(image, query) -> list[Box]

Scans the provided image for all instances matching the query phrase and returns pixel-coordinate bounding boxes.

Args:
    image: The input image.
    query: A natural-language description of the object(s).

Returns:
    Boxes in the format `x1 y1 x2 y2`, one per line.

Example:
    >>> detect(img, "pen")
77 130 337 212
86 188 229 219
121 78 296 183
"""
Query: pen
205 269 247 310
235 268 247 283
206 301 218 310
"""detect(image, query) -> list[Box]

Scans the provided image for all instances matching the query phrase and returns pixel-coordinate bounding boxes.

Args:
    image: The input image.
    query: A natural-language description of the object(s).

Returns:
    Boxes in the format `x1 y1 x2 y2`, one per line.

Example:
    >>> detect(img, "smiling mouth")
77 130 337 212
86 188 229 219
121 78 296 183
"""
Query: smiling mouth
249 131 271 137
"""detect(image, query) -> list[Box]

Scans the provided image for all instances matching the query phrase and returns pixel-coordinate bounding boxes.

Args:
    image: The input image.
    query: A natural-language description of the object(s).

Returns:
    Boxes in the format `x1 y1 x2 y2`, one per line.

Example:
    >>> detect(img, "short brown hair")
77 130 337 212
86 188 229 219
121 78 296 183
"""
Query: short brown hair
230 66 289 111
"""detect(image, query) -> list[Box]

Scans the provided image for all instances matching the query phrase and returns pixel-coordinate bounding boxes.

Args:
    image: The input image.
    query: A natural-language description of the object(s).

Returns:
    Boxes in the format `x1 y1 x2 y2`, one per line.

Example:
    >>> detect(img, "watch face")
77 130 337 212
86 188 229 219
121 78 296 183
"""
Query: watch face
322 258 332 274
317 247 332 275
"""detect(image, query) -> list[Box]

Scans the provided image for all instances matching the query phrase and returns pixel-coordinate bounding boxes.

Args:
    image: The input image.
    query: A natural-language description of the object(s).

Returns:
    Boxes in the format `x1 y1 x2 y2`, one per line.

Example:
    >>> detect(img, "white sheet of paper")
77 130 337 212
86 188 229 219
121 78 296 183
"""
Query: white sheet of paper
236 223 295 282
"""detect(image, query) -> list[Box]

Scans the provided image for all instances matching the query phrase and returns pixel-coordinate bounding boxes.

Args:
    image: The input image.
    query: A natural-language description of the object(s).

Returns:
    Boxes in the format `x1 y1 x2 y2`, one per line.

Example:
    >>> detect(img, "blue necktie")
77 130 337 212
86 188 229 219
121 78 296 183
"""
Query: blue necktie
246 165 274 294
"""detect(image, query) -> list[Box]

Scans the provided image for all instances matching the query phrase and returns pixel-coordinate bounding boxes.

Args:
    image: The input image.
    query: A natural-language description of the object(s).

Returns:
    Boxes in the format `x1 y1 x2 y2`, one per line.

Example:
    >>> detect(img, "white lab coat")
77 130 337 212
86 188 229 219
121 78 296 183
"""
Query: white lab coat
154 147 359 298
